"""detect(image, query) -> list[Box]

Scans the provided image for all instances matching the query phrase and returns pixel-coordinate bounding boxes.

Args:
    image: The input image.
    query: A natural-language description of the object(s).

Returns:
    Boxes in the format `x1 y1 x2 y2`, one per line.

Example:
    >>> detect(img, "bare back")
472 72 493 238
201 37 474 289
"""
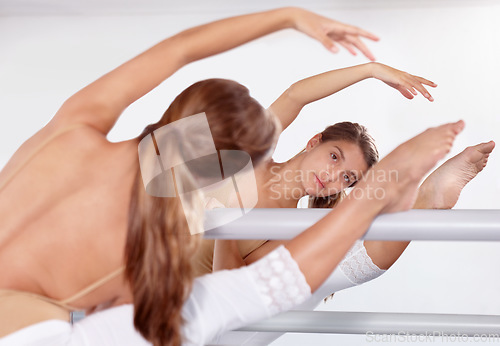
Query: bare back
0 123 139 309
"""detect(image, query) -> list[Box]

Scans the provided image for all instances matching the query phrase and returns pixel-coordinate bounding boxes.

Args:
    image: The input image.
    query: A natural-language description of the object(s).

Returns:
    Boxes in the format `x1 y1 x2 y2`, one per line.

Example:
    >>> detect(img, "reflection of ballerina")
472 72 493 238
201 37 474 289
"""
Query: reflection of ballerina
196 65 494 344
195 61 437 274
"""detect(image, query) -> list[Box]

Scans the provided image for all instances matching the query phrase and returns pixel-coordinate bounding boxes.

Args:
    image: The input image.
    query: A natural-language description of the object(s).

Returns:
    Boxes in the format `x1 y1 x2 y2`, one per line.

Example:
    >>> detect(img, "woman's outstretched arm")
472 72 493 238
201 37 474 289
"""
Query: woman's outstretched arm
52 8 378 135
270 62 437 132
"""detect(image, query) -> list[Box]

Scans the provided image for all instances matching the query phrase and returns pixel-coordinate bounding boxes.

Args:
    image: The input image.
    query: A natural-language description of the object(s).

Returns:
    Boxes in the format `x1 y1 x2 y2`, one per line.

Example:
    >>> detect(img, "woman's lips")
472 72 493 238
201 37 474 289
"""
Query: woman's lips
314 174 325 188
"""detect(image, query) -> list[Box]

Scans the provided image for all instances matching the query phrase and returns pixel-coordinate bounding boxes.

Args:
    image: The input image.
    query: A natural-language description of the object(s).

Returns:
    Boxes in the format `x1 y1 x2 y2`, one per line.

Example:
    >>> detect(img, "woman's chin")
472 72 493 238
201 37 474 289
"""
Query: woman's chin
304 187 316 196
305 187 323 197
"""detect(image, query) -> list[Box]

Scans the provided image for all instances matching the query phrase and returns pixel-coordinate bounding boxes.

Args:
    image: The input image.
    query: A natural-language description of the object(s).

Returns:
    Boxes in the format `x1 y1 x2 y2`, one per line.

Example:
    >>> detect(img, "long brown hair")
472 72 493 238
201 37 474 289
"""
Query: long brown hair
125 79 277 346
308 122 378 209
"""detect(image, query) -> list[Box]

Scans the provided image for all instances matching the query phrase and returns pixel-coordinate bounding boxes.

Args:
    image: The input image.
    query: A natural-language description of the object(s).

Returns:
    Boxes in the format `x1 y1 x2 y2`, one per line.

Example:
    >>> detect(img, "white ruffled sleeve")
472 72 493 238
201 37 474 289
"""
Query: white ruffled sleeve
295 240 385 310
183 245 311 345
339 240 386 285
245 245 311 315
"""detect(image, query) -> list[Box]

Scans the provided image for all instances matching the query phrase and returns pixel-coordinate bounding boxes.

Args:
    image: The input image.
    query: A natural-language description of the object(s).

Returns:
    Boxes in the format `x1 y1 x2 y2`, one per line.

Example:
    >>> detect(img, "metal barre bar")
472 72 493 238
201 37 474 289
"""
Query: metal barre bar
204 209 500 241
236 311 500 336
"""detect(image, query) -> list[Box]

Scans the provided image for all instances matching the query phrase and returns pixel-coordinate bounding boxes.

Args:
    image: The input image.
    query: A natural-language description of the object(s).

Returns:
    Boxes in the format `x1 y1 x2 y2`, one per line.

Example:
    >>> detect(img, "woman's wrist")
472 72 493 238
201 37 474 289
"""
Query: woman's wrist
367 62 380 79
281 7 304 30
353 62 377 81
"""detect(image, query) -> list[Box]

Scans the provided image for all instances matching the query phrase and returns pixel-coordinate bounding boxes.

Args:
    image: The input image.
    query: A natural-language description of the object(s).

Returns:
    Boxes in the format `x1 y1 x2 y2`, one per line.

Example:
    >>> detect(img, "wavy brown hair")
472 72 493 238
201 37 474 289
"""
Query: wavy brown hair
125 79 277 346
308 122 378 209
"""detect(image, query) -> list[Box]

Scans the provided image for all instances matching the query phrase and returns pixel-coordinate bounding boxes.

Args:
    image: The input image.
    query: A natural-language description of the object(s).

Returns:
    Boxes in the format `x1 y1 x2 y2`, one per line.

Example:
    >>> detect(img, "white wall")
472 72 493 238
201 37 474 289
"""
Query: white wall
1 2 499 345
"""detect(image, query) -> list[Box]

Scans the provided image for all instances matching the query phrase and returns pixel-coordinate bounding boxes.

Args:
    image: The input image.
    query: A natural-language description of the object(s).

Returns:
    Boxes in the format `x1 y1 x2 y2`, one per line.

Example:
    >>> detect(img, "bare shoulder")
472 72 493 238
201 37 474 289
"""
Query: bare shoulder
54 122 111 150
0 120 112 188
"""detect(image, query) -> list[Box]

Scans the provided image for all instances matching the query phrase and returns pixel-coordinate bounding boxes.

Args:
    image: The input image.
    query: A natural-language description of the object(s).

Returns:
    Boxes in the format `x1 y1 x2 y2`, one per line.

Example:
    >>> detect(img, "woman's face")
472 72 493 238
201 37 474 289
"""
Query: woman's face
299 136 369 197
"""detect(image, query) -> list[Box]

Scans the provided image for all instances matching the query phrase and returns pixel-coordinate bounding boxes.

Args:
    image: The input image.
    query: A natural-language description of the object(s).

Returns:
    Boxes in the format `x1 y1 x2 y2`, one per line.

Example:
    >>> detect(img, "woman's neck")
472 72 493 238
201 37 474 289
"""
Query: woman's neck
257 154 308 208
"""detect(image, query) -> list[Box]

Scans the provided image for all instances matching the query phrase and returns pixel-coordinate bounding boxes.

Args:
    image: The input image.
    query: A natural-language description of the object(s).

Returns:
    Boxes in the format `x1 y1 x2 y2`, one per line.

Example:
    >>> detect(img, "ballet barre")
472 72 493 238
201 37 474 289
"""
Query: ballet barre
205 208 500 339
204 209 500 241
236 311 500 336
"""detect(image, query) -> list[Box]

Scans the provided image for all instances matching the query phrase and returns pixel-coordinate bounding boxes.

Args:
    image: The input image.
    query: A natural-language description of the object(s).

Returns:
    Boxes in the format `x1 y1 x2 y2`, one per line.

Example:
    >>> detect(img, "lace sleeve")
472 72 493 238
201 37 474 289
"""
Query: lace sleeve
339 240 386 285
246 245 311 315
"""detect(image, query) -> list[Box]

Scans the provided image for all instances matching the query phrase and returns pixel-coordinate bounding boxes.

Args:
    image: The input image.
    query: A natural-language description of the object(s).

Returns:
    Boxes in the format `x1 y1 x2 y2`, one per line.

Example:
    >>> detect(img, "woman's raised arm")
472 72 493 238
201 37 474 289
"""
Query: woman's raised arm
270 62 437 132
53 8 379 135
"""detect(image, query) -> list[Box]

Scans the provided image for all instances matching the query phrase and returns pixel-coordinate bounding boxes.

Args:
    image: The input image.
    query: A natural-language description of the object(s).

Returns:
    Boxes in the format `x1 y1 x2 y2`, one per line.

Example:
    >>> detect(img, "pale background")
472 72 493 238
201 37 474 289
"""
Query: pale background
1 0 499 345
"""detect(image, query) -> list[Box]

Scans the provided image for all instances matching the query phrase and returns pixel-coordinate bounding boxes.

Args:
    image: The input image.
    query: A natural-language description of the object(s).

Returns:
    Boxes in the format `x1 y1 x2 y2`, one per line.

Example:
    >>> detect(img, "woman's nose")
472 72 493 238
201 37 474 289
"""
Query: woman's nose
321 171 335 185
326 165 338 183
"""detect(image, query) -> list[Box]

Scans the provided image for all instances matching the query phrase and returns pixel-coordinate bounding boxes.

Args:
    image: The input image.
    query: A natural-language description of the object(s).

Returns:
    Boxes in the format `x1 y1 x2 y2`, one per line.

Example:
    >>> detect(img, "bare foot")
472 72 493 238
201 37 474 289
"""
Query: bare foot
360 120 465 214
416 140 495 209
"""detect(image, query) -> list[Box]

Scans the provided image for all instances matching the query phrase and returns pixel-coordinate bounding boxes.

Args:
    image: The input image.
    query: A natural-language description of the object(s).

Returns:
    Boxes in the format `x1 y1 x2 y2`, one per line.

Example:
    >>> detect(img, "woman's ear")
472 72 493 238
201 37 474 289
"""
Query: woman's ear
306 133 322 151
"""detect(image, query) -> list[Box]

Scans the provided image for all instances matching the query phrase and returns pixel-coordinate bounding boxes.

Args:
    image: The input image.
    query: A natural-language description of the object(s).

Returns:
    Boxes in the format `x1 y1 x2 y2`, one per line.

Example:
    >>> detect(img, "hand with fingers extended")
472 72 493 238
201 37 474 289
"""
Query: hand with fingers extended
370 62 437 101
291 7 379 60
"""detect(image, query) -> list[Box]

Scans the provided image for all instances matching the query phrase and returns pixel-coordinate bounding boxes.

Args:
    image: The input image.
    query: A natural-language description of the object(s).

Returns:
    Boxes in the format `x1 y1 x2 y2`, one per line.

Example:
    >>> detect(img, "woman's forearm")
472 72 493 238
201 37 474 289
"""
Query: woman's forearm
58 8 298 133
289 63 373 106
112 7 293 110
363 240 410 270
270 63 373 131
178 8 294 65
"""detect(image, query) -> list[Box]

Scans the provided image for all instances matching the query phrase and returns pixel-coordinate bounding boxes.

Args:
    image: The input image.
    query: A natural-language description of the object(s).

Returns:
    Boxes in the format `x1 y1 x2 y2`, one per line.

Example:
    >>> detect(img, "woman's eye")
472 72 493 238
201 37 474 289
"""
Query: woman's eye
331 153 337 161
343 174 350 183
